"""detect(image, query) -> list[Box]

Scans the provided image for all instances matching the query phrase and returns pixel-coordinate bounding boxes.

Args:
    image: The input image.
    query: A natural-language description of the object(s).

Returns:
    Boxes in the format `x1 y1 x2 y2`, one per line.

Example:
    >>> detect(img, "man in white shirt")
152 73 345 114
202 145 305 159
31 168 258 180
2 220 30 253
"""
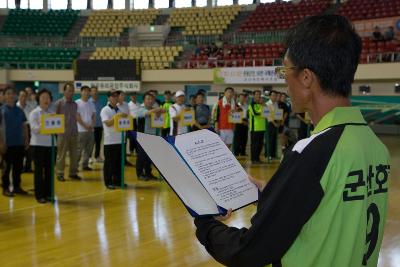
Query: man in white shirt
100 90 125 190
25 87 38 111
117 90 129 115
169 90 189 136
116 90 133 166
76 86 96 171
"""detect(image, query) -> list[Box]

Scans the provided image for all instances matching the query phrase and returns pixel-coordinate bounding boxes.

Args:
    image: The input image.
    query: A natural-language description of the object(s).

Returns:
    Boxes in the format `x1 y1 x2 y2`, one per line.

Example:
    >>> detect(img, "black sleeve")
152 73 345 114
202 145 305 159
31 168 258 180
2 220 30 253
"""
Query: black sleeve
194 126 345 267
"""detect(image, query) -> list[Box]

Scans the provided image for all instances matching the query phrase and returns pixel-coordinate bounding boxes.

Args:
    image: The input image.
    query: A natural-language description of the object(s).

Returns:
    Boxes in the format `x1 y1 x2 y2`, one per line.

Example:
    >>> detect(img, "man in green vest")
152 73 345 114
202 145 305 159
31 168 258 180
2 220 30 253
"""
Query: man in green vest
161 90 173 137
248 90 266 164
194 14 390 267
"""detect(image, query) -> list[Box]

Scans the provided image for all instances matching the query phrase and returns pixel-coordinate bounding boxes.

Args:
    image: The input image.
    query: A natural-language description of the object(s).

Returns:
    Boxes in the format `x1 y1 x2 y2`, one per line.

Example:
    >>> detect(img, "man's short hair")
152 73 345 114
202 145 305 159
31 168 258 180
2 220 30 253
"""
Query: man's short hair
285 15 361 97
107 89 118 98
81 85 90 92
63 82 74 92
253 90 261 95
225 87 234 92
143 91 155 99
164 90 171 95
196 92 205 98
4 87 15 94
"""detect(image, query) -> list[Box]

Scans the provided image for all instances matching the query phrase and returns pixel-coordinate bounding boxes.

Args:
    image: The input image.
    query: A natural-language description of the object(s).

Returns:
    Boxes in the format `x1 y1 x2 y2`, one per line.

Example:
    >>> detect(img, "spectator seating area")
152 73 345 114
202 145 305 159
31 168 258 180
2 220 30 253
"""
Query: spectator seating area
338 0 400 21
187 43 285 68
89 46 183 70
1 9 79 36
168 6 240 36
239 0 330 32
360 37 400 63
80 9 159 37
0 48 80 69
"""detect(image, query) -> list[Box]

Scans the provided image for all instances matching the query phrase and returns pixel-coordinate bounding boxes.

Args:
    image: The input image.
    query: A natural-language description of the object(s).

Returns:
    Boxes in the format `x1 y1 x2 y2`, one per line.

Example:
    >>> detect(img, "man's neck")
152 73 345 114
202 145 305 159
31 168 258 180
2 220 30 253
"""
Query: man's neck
81 98 88 102
309 95 351 126
6 102 14 107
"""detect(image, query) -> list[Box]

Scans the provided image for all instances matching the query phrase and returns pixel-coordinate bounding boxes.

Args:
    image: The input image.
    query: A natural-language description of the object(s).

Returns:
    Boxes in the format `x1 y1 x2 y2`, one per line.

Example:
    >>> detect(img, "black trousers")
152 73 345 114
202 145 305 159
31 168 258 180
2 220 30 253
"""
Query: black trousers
23 125 32 170
161 128 170 137
250 131 265 162
233 124 248 156
93 127 103 158
268 122 278 158
127 131 137 153
136 144 152 177
2 145 24 190
103 144 122 186
32 146 52 200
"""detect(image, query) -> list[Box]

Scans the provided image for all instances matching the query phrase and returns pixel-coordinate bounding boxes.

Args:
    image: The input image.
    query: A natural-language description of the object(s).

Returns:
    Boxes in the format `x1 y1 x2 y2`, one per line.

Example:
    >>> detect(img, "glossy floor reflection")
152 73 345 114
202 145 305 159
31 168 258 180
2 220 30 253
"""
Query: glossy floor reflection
0 135 398 267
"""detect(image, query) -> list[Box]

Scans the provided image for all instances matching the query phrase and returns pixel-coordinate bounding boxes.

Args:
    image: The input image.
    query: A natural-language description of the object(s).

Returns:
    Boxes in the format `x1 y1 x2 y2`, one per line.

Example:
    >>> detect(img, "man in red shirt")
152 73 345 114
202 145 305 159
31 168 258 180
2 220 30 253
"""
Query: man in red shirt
213 87 236 149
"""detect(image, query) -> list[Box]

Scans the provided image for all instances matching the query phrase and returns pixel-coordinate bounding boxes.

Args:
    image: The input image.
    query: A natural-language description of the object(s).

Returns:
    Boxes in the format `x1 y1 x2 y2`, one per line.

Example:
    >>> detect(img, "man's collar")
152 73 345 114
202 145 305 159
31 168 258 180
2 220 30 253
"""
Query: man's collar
312 107 367 134
64 97 73 103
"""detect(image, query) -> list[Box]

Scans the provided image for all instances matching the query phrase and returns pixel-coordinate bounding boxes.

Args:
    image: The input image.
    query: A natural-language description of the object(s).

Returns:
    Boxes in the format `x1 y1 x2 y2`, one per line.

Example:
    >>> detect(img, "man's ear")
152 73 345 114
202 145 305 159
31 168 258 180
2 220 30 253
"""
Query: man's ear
301 68 315 88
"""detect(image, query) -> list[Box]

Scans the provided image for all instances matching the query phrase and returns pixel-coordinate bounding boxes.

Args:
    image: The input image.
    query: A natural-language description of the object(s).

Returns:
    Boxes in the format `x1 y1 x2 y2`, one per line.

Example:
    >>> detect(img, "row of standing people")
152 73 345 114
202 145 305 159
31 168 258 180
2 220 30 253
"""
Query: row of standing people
0 84 309 203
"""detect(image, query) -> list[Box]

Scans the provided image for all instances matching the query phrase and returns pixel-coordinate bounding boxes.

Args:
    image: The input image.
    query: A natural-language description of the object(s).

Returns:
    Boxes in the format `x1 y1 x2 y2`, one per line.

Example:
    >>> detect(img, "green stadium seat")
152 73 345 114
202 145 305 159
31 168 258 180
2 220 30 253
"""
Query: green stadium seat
0 48 80 69
0 9 79 37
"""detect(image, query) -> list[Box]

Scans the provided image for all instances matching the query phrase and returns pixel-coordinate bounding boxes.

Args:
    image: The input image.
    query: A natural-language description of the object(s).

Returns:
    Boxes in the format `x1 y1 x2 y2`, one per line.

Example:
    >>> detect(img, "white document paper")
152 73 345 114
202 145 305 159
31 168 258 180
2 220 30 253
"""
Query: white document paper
136 129 258 216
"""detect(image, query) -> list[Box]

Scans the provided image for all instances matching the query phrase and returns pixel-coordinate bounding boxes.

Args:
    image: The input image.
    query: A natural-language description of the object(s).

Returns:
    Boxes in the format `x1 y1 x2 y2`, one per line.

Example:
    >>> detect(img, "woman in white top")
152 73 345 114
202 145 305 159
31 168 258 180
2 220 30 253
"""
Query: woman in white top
29 89 53 204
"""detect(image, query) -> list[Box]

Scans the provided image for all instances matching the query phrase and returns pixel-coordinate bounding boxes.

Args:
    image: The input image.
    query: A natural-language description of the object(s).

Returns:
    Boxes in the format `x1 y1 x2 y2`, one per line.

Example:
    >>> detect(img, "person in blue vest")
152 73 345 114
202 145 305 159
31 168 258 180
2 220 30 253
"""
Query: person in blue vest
1 87 29 197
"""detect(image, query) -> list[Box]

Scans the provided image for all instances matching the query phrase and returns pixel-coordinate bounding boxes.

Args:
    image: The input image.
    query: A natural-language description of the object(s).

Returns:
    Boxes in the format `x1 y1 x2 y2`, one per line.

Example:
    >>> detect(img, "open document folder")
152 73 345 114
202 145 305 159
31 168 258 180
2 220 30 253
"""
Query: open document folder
136 129 258 217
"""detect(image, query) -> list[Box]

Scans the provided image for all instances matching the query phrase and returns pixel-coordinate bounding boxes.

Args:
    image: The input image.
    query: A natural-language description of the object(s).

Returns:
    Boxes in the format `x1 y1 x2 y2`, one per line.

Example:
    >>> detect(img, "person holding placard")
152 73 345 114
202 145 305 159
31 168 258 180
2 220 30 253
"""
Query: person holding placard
160 91 174 137
192 92 211 131
169 90 189 136
213 87 236 148
1 87 29 197
117 90 133 167
55 82 80 182
248 90 266 164
29 89 54 204
233 93 249 157
136 92 165 181
76 86 96 171
100 90 125 190
195 15 390 267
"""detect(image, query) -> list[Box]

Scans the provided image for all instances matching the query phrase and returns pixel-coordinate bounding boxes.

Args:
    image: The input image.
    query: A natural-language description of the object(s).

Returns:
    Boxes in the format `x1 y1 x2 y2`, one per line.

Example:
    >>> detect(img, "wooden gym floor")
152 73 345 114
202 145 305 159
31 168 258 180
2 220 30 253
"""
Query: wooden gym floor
0 135 398 267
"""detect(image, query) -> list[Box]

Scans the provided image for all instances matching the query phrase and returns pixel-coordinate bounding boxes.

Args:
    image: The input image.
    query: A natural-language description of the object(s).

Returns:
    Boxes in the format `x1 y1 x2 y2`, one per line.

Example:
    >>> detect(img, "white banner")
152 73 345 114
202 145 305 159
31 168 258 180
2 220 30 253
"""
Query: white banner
74 80 141 92
213 67 285 84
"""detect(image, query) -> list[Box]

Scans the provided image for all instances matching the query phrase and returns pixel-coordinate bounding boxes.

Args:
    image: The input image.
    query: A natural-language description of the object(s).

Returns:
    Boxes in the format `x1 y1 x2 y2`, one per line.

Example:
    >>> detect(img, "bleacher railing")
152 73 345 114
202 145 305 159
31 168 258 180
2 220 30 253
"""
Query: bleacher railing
0 31 287 49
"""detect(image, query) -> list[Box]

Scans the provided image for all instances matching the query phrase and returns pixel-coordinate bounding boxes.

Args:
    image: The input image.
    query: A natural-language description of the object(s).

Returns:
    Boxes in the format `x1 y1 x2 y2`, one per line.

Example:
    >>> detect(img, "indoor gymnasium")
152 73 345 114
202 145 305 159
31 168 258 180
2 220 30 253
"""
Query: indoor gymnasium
0 0 399 266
